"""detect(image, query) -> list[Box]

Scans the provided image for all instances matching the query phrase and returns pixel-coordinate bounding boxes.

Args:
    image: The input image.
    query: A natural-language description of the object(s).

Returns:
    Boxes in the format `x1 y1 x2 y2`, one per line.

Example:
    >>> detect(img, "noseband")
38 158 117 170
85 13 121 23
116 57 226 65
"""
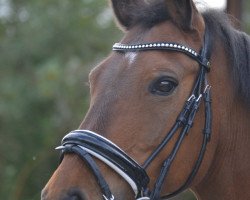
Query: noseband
56 28 212 200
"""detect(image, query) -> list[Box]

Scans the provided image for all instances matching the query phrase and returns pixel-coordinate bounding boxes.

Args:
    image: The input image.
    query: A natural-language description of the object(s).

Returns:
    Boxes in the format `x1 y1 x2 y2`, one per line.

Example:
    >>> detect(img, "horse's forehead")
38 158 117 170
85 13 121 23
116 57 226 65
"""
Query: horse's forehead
125 52 138 65
121 21 186 45
89 53 139 92
143 22 185 42
121 21 202 55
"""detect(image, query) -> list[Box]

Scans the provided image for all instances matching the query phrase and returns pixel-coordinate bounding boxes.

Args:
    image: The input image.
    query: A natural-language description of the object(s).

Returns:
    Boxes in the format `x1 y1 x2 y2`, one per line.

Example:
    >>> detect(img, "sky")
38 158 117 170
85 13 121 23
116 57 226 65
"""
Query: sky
0 0 228 20
195 0 227 10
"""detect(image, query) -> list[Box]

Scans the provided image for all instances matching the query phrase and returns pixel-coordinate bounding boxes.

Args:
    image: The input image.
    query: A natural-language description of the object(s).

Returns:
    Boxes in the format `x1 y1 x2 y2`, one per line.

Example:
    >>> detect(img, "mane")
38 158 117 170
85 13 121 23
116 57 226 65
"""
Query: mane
202 10 250 108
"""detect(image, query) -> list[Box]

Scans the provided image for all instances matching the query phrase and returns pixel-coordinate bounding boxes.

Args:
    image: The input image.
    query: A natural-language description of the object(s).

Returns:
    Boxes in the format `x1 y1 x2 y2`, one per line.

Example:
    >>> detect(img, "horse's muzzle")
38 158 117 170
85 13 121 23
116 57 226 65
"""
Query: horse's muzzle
41 188 87 200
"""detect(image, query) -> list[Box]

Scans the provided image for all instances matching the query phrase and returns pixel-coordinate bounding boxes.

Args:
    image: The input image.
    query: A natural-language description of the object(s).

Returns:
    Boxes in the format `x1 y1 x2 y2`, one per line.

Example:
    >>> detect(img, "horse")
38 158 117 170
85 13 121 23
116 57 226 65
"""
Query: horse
41 0 250 199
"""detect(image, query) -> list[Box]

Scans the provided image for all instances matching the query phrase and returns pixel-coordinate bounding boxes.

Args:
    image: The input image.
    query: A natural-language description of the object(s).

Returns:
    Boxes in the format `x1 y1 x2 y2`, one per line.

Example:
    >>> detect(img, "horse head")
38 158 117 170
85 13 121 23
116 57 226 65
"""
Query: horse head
42 0 250 199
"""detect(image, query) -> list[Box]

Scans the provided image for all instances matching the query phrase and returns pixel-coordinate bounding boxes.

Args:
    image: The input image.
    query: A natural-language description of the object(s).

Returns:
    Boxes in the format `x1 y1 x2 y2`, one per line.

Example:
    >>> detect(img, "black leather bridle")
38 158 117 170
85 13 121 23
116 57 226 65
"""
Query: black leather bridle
56 27 212 200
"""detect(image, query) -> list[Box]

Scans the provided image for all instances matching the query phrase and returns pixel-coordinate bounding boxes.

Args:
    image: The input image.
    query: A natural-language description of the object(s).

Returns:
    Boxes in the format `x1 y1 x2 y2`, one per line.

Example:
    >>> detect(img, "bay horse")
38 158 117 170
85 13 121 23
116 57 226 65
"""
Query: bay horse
42 0 250 199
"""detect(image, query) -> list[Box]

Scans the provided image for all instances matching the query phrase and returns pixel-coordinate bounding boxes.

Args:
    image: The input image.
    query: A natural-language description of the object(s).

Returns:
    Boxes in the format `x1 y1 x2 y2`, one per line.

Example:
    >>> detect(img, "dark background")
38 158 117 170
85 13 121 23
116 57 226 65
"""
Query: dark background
0 0 249 199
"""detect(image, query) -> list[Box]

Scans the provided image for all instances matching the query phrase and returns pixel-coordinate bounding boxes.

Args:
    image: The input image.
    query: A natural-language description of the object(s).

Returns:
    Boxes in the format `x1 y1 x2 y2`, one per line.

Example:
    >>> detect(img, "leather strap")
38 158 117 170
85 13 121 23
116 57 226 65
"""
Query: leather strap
58 130 149 198
57 145 114 200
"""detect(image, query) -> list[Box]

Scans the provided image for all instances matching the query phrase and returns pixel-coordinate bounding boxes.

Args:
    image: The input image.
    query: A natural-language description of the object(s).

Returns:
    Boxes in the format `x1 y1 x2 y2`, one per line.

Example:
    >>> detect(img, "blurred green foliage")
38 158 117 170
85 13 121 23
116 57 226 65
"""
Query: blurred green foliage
0 0 249 200
243 0 250 31
0 0 121 199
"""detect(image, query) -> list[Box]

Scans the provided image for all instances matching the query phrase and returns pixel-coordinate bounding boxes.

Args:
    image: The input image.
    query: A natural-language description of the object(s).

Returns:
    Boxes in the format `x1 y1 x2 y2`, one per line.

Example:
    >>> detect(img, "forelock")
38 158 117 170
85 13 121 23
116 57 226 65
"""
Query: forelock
129 0 171 28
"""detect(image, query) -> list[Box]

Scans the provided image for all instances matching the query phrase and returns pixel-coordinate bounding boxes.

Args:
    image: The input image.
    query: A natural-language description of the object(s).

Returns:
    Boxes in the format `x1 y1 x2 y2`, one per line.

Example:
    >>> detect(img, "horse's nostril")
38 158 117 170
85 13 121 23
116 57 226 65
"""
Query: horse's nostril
70 195 83 200
66 188 87 200
41 188 48 200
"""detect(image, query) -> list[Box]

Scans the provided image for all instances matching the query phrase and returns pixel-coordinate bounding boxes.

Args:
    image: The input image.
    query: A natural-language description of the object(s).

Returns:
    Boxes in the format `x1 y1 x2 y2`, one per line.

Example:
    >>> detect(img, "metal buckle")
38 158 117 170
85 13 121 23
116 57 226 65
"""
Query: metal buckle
203 85 211 94
136 197 150 200
102 194 114 200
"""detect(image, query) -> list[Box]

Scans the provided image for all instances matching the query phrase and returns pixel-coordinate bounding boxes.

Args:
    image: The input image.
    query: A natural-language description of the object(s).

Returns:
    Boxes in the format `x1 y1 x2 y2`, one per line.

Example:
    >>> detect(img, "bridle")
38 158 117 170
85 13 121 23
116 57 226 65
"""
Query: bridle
56 27 212 200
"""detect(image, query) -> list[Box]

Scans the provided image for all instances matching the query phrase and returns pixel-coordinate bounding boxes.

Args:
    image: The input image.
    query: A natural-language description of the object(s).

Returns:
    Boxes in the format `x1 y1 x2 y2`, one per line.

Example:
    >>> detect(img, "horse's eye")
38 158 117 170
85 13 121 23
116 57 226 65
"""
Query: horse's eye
150 77 178 96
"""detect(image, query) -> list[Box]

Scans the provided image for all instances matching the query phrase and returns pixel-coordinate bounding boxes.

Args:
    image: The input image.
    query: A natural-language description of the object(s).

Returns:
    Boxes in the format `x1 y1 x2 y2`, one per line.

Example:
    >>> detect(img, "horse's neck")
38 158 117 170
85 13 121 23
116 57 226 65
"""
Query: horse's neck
193 41 250 200
194 105 250 200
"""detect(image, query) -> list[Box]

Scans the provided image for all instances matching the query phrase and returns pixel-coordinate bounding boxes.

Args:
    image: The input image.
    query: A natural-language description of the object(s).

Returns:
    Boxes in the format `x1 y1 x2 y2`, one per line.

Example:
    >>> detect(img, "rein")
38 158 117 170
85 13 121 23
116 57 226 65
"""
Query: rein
56 28 212 200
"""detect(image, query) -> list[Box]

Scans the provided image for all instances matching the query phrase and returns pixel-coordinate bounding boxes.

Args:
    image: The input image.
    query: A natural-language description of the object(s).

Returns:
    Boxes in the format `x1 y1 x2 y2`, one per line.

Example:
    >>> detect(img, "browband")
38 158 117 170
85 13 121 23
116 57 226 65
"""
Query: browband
113 42 210 71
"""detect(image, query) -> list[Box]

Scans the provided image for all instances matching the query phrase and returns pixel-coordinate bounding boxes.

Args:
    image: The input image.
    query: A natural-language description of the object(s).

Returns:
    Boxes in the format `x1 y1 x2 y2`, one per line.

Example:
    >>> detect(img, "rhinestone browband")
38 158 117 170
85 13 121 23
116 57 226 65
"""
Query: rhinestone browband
113 42 198 55
112 42 211 70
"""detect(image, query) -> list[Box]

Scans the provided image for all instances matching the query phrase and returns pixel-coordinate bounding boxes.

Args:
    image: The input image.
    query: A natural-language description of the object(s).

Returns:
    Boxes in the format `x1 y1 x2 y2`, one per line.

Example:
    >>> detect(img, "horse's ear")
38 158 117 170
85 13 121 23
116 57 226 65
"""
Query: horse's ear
165 0 199 31
109 0 146 30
